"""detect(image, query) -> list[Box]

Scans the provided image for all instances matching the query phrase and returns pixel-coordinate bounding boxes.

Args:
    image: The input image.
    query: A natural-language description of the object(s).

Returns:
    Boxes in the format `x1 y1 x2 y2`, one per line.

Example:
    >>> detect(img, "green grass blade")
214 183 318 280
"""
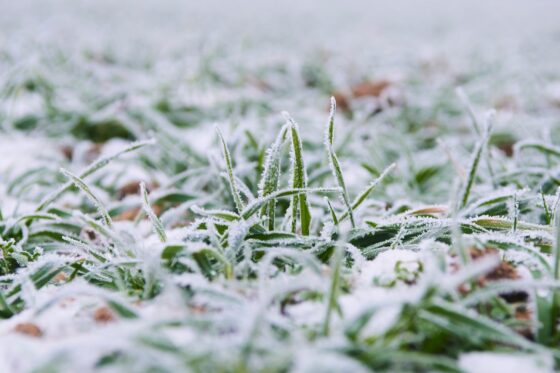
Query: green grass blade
241 187 340 220
515 140 560 158
542 189 552 225
322 246 343 336
60 168 113 227
106 299 139 319
37 139 154 211
339 163 395 222
140 182 167 243
551 207 560 341
216 127 244 213
284 112 311 235
325 97 355 227
427 300 539 351
456 87 481 136
325 198 339 225
258 124 288 230
460 118 493 209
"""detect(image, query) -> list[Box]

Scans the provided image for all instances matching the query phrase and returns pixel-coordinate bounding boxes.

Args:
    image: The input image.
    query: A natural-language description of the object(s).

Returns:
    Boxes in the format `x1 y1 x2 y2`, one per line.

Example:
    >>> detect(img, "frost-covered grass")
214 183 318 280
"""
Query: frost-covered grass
2 1 560 372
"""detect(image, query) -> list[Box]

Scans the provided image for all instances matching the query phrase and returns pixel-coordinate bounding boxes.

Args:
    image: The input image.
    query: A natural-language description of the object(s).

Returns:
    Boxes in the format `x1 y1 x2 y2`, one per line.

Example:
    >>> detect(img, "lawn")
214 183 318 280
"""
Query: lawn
1 1 560 372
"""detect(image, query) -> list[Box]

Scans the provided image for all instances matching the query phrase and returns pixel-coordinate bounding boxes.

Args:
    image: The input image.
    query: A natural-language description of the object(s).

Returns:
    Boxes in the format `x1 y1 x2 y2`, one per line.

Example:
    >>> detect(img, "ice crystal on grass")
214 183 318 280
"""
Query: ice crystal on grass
2 1 560 371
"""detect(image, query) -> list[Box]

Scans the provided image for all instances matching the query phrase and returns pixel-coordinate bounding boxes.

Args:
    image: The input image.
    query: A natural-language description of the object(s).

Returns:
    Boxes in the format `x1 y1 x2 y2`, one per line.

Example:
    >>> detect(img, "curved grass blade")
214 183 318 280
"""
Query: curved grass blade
241 187 340 220
216 127 244 213
140 182 167 243
60 168 113 228
339 163 395 222
325 198 339 225
37 139 155 211
515 140 560 158
325 97 355 227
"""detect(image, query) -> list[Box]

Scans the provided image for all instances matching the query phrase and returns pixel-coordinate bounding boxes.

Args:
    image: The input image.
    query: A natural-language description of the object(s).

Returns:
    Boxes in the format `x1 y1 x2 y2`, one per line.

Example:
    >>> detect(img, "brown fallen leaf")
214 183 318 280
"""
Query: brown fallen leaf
114 207 141 221
496 142 515 157
85 143 104 163
246 75 272 92
94 306 115 323
457 248 527 302
515 305 531 321
114 204 163 221
14 322 43 337
118 181 159 200
189 304 208 314
330 91 351 113
82 227 100 243
471 247 520 282
60 145 74 161
351 80 391 98
407 205 448 216
514 305 533 339
493 96 518 111
53 272 68 283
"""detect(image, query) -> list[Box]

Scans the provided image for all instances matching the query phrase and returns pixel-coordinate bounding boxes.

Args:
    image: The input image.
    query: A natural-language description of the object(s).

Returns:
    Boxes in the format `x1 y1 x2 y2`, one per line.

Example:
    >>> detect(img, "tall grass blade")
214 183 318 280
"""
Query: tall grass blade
459 115 493 209
60 168 113 227
284 112 311 235
140 182 167 243
216 127 244 213
322 246 343 336
325 97 355 227
258 124 288 230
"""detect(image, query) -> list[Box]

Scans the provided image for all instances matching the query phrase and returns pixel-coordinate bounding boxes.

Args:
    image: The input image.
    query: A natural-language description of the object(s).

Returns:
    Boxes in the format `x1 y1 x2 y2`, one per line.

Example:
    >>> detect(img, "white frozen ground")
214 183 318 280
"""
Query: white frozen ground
1 1 560 372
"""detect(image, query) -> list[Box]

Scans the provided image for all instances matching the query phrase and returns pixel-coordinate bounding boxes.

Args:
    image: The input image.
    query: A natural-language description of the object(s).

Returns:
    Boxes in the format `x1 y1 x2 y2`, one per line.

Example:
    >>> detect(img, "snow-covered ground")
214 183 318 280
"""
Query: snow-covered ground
1 1 560 372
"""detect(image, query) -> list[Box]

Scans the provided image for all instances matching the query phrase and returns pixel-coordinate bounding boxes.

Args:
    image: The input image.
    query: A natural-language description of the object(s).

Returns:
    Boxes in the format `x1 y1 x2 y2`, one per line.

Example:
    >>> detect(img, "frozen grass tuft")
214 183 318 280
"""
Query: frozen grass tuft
1 1 560 371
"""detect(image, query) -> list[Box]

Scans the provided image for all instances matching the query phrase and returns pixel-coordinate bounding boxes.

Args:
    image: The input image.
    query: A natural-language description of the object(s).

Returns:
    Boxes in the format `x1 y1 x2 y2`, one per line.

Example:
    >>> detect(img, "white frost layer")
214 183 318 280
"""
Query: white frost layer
458 352 553 373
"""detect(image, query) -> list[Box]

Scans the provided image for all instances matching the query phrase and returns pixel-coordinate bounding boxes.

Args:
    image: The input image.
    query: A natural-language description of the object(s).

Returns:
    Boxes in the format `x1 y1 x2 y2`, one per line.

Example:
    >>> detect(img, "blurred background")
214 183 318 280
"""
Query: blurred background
1 0 560 200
